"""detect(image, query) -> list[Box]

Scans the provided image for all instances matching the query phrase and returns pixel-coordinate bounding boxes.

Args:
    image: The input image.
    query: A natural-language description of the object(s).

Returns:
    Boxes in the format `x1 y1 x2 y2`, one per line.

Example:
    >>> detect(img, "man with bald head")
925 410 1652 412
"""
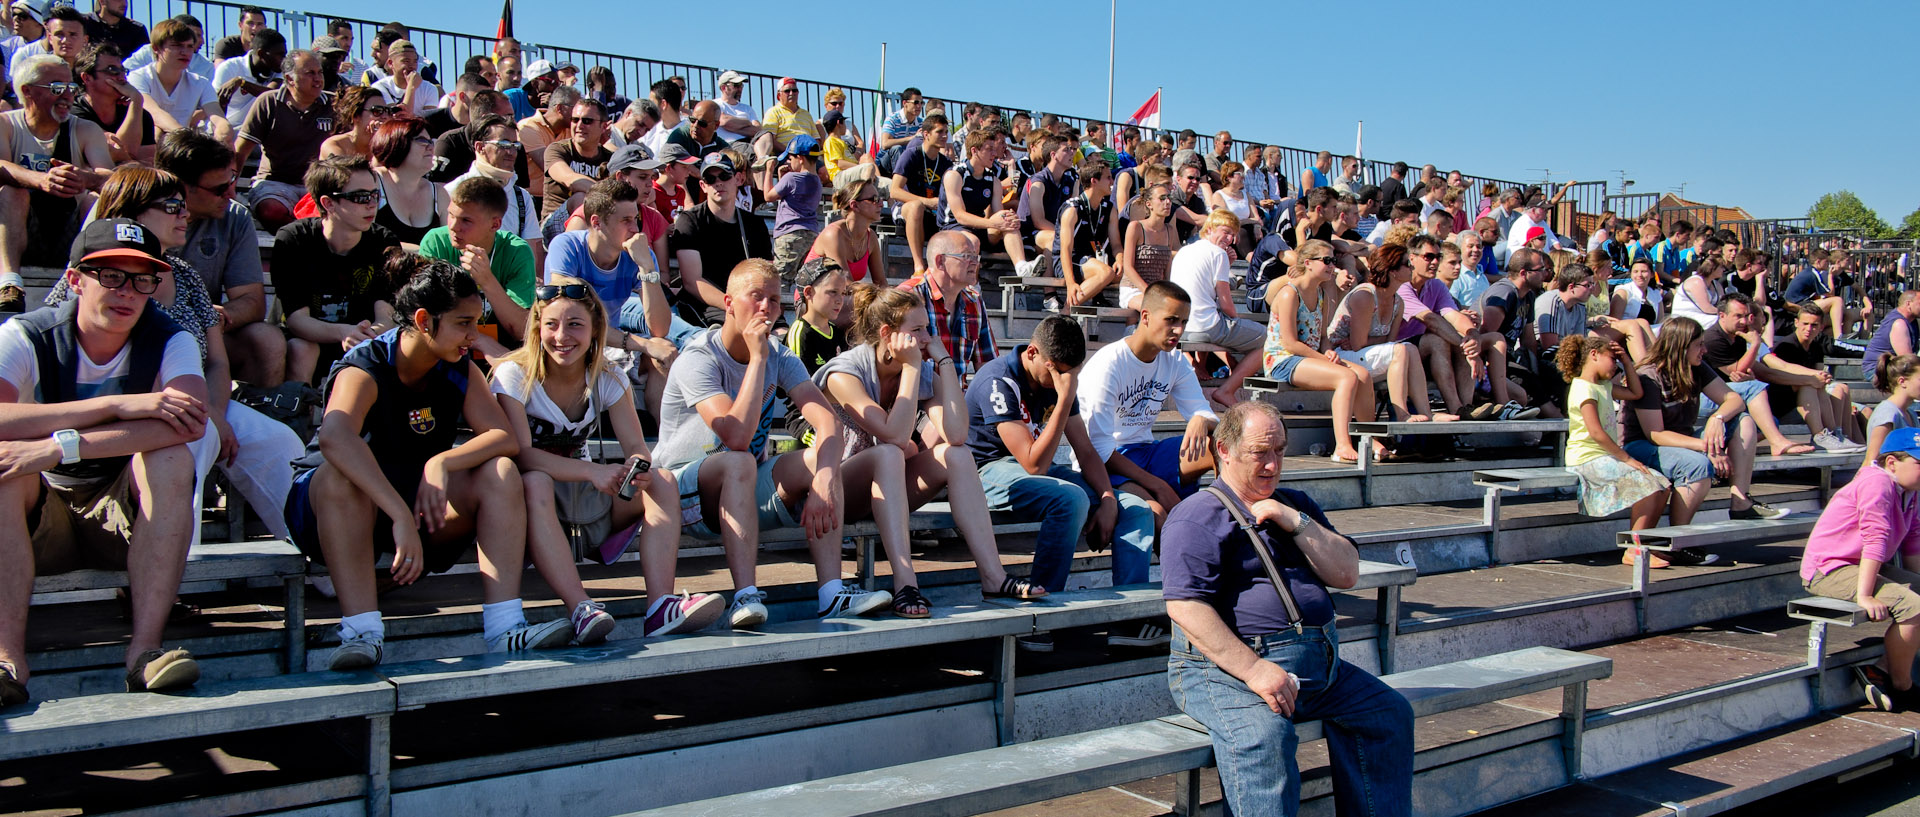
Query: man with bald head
668 99 728 159
899 230 997 384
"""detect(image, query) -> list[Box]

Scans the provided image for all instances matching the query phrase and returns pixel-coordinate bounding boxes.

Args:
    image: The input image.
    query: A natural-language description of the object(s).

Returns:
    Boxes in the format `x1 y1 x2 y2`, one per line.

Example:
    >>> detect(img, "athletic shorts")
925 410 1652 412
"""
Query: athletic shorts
285 466 468 574
673 453 801 539
1108 436 1201 499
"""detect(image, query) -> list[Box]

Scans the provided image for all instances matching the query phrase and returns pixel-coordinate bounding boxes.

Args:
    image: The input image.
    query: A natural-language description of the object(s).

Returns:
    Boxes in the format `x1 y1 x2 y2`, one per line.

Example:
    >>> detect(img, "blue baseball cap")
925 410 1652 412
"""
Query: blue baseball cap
781 134 821 162
1883 428 1920 460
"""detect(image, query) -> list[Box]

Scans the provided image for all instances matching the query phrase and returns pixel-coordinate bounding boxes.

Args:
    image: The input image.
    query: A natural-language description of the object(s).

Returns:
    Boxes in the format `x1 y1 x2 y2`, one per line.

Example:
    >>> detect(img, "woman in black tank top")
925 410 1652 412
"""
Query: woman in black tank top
370 117 447 246
288 258 573 670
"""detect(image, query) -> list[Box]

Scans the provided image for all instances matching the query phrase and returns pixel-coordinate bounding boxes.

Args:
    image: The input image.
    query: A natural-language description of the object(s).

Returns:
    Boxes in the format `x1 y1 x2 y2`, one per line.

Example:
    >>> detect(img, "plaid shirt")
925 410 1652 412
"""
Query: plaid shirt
899 273 996 383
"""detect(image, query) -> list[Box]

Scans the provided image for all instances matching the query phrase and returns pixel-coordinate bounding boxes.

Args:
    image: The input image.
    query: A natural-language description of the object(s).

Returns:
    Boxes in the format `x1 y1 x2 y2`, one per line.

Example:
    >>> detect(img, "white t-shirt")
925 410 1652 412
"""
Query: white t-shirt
1505 213 1566 254
122 45 215 80
639 122 669 159
447 167 543 246
715 98 757 142
0 318 203 484
372 76 443 117
129 65 219 128
489 359 629 456
1168 239 1234 335
1075 340 1217 464
212 56 272 124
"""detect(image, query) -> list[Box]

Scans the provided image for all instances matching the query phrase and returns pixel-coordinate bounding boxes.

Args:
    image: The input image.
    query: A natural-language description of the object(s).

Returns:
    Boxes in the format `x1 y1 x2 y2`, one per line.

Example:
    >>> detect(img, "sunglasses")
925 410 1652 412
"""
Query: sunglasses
534 284 594 301
331 189 380 206
193 176 237 196
79 265 163 294
367 104 401 117
479 139 523 151
702 170 734 184
34 82 83 96
92 65 126 77
855 194 880 203
1417 252 1441 261
1308 255 1334 264
147 198 187 215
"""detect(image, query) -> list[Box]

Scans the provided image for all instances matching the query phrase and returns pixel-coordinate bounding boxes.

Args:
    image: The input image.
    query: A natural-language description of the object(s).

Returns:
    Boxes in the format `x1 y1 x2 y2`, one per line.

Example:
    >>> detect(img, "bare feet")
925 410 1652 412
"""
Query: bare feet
1205 387 1241 409
1431 412 1460 422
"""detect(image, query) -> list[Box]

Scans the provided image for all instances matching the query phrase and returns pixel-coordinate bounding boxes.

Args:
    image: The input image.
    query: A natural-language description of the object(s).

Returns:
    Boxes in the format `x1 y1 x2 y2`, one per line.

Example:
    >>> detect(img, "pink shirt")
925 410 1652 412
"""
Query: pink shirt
1801 464 1920 582
1395 278 1459 342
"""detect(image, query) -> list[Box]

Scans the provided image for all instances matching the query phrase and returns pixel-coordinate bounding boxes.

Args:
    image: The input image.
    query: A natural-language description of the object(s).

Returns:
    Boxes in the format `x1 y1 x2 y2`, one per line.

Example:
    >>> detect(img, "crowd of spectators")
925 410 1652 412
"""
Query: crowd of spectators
1 6 1914 813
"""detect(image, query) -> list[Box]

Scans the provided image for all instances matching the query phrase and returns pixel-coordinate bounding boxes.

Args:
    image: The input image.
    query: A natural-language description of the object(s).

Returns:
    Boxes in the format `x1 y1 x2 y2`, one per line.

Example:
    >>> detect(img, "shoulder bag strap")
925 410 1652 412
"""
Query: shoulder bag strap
1200 485 1304 633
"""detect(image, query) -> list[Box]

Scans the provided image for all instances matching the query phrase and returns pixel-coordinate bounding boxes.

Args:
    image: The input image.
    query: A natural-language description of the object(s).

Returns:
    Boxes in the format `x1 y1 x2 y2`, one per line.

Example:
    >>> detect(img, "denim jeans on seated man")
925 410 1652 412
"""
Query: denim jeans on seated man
619 293 703 347
976 457 1156 591
1169 621 1415 817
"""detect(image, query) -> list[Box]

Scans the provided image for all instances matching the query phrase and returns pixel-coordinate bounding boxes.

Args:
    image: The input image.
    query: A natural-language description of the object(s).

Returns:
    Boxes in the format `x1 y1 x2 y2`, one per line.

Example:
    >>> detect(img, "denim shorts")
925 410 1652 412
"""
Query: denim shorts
1265 353 1306 384
1623 439 1714 486
1699 377 1769 417
673 454 799 539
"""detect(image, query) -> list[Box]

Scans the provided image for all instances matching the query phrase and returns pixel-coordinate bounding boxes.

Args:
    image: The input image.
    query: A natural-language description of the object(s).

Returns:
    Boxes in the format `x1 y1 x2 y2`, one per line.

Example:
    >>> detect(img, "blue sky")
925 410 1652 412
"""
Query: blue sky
295 0 1917 223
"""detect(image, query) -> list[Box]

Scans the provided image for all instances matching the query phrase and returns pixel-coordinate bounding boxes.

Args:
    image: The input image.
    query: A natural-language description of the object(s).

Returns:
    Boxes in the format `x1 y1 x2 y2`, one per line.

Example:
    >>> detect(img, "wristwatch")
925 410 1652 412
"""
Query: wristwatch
53 429 81 464
637 270 661 285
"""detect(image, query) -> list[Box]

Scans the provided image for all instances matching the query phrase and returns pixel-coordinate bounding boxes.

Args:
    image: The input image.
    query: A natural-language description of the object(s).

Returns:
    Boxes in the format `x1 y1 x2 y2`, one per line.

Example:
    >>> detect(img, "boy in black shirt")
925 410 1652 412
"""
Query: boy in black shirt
275 155 403 384
785 258 850 373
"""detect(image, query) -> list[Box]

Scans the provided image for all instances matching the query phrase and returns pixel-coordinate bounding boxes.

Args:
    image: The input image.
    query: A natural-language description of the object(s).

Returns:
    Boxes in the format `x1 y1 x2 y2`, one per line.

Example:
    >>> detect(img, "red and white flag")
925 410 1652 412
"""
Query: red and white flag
1127 90 1160 131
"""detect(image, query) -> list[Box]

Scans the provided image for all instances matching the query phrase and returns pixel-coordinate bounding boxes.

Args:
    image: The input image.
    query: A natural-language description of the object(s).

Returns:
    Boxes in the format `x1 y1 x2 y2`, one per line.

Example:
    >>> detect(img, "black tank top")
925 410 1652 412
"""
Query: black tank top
938 161 996 230
375 176 442 245
291 329 469 489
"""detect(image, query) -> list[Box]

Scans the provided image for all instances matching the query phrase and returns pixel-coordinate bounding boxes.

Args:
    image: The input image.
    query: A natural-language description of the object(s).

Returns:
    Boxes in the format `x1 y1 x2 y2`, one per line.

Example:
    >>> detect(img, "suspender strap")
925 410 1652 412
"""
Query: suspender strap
1201 485 1304 633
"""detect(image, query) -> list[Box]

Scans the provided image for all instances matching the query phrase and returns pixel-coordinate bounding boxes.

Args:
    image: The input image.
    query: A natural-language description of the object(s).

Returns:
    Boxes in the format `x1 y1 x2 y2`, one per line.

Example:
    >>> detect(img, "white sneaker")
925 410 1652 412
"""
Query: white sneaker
329 632 383 671
1495 401 1541 421
1814 430 1866 454
570 600 617 645
819 586 892 619
1014 258 1041 277
487 618 574 653
728 589 770 629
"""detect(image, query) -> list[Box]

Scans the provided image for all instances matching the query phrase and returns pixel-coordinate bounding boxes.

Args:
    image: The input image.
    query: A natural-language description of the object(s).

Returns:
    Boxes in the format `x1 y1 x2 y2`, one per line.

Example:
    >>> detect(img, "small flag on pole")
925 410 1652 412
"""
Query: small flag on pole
1127 90 1160 132
497 0 513 39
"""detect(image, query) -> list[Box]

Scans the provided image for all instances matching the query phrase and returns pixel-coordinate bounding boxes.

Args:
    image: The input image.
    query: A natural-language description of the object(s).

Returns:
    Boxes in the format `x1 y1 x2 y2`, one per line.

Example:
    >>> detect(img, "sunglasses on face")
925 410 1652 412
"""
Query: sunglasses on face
703 170 734 184
331 189 380 206
92 65 126 77
367 105 400 116
34 82 83 96
147 198 187 215
194 176 236 195
1308 255 1334 264
79 265 163 294
534 284 594 301
1417 252 1441 261
479 139 522 151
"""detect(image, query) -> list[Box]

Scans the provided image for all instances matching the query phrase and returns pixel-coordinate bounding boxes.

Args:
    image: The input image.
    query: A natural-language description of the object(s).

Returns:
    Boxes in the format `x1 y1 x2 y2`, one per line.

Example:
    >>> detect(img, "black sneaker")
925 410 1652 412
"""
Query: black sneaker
0 660 26 707
1858 665 1900 712
1729 501 1790 521
1663 547 1722 567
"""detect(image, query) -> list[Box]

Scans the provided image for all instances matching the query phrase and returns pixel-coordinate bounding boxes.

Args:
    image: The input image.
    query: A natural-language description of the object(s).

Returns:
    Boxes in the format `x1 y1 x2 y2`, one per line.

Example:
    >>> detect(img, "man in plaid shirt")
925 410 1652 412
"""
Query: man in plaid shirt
898 230 996 383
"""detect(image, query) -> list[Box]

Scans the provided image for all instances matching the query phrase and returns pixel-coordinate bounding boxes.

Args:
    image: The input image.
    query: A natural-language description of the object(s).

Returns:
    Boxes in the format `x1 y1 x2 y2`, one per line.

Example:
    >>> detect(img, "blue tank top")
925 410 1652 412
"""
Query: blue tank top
1864 312 1913 383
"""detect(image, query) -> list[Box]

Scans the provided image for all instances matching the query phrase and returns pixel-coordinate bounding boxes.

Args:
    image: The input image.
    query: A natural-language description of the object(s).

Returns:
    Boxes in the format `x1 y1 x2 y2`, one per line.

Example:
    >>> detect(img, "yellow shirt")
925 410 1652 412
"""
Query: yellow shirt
823 134 856 183
1564 377 1615 466
763 105 818 148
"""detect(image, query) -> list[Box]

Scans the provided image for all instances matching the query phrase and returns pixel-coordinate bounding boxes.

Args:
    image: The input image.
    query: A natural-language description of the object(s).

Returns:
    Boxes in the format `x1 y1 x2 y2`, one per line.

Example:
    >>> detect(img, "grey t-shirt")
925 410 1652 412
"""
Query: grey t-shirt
1532 290 1588 346
812 342 935 459
654 327 812 472
180 200 266 300
1869 401 1916 434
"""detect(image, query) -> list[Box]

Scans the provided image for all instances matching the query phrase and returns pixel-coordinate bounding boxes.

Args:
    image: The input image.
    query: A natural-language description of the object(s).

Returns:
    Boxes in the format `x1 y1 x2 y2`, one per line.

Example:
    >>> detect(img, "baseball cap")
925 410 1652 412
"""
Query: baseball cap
699 153 737 177
776 77 797 91
10 0 50 24
658 143 698 165
1525 193 1550 210
70 218 173 273
609 143 664 173
717 70 747 86
780 134 821 162
1524 226 1547 244
310 36 347 55
819 109 846 129
525 59 558 79
1883 428 1920 460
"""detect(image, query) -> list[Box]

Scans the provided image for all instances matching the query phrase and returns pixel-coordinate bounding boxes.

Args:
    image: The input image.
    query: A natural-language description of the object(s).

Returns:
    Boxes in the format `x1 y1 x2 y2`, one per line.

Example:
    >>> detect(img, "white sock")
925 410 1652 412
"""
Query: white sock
339 611 384 642
0 272 21 290
817 579 845 612
481 600 525 644
734 584 760 604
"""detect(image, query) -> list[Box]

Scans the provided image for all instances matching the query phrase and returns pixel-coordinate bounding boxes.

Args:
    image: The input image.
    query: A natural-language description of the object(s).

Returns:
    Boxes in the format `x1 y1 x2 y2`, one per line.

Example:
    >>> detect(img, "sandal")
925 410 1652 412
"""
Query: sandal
985 576 1048 600
892 586 931 619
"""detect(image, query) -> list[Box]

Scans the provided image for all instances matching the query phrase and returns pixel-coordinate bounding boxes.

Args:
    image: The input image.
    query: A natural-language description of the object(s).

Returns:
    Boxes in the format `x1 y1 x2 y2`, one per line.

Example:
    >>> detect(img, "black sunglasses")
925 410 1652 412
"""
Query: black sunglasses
703 170 734 184
79 265 163 294
534 284 594 301
331 189 380 205
146 198 186 215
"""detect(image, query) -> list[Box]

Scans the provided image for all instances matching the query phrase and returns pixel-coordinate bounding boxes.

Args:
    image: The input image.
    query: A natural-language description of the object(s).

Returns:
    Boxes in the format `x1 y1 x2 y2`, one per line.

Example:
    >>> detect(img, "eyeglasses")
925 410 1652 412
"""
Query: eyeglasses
479 139 522 152
92 65 126 77
1417 252 1441 261
702 170 734 184
412 136 434 147
193 176 236 196
367 104 401 117
33 82 82 96
534 284 594 301
147 198 187 215
330 189 380 206
942 252 981 267
1517 265 1549 273
78 265 163 294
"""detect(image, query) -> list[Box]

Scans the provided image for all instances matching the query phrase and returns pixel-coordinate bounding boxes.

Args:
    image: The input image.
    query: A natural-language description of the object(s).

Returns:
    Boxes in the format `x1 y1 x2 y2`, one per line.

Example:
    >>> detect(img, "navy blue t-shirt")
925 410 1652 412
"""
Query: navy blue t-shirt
892 143 952 200
1785 267 1829 305
964 347 1078 465
1161 487 1340 637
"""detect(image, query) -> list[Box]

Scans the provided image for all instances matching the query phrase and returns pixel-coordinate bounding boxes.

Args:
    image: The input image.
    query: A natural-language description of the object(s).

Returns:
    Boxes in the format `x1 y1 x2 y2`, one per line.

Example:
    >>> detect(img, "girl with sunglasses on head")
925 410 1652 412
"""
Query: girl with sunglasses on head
287 255 573 671
808 177 885 294
491 278 722 640
48 166 305 542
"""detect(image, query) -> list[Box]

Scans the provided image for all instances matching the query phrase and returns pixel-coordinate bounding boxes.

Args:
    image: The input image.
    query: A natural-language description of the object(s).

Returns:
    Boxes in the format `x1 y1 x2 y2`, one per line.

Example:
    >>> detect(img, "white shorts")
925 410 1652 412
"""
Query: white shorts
1336 342 1401 378
1119 284 1145 311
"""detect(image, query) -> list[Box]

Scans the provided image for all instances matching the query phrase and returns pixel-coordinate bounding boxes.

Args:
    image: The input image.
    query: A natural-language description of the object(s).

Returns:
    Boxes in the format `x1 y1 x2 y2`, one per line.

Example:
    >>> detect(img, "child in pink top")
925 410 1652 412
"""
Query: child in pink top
1801 427 1920 711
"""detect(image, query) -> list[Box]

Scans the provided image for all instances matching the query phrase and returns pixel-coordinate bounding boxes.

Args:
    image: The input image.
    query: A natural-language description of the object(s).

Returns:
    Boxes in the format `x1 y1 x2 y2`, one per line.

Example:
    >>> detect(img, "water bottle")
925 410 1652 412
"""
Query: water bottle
1309 443 1327 457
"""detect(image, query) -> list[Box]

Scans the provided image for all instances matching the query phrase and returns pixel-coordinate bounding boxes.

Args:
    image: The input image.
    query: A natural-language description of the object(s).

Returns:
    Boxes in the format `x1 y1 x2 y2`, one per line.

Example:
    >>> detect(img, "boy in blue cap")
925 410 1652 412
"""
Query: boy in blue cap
763 134 824 282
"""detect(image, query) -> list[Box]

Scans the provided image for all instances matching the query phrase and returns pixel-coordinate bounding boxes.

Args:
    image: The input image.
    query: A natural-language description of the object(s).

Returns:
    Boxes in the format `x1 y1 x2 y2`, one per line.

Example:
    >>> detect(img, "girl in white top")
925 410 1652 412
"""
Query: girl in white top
492 277 723 640
1595 255 1661 361
1207 160 1262 256
1669 256 1728 329
817 284 1047 616
1866 354 1920 466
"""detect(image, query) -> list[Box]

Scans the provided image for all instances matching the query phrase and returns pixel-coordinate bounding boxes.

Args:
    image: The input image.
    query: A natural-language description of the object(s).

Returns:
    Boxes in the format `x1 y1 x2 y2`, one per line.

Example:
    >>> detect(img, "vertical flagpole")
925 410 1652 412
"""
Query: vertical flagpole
1356 120 1364 181
1156 86 1162 136
874 43 887 158
1106 0 1116 129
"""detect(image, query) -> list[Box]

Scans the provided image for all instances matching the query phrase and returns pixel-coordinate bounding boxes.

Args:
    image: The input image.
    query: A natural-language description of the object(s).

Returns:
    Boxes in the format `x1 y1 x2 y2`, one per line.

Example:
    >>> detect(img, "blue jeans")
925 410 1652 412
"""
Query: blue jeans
619 294 703 347
1169 622 1413 817
976 458 1155 592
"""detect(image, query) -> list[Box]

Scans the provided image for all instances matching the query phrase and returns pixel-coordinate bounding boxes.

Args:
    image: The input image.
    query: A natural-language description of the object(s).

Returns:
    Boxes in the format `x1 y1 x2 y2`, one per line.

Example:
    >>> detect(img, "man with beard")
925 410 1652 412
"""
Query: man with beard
0 54 113 311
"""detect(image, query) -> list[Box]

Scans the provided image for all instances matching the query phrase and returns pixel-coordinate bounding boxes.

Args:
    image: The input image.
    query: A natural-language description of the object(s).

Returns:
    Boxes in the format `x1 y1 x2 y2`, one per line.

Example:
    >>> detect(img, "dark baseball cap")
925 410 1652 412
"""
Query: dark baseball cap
659 143 698 165
699 153 736 176
70 218 172 273
609 143 664 173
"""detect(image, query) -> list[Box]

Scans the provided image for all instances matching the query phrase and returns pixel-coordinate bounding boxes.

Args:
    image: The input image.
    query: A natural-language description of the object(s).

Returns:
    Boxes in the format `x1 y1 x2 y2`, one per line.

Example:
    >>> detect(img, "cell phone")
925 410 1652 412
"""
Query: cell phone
616 458 651 500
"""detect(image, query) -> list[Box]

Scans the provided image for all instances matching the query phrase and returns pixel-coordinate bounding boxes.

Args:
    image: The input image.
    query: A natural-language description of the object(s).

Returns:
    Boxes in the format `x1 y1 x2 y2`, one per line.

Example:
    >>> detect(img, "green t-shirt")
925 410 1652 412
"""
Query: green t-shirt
417 228 537 314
